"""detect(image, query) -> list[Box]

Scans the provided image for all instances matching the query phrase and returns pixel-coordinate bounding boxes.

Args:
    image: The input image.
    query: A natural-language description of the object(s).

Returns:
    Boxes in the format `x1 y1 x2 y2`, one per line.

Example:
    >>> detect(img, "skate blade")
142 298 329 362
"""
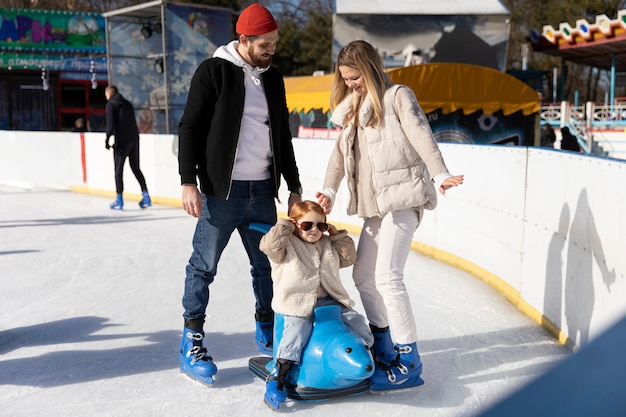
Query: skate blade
264 397 283 411
181 369 215 386
369 378 425 394
257 345 273 356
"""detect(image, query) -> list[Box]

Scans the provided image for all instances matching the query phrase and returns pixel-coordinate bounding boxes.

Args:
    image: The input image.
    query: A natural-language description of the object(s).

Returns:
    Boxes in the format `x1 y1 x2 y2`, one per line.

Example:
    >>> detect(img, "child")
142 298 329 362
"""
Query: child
259 200 373 410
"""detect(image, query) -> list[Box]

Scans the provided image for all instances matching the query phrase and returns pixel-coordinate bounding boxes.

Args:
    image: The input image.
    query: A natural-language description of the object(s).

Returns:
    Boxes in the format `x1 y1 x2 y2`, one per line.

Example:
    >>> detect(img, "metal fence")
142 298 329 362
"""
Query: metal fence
540 101 626 156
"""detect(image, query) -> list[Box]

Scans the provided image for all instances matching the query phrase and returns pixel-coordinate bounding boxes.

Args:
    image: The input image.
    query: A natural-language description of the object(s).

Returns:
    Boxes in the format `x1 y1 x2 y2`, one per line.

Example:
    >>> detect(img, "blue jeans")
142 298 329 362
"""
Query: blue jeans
277 297 374 363
182 180 277 323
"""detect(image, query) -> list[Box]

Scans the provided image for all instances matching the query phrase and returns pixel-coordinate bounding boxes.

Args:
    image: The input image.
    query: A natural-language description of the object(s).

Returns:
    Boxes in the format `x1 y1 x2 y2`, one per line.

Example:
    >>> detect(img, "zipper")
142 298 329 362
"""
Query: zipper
225 69 246 200
267 104 281 204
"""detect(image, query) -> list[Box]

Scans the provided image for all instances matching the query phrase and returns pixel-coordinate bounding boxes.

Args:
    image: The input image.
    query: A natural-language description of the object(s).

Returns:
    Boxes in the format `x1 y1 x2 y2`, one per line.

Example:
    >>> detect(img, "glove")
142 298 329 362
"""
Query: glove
105 137 115 150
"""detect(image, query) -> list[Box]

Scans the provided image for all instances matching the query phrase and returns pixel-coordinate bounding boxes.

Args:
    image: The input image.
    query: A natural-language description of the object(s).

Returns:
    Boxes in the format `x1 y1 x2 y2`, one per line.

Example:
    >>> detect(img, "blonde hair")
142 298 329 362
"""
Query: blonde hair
330 40 389 128
289 200 326 223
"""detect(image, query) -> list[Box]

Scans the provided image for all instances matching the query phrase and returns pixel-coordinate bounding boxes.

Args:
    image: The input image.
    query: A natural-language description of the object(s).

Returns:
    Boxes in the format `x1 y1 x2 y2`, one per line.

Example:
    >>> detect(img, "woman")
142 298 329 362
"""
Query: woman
316 40 463 392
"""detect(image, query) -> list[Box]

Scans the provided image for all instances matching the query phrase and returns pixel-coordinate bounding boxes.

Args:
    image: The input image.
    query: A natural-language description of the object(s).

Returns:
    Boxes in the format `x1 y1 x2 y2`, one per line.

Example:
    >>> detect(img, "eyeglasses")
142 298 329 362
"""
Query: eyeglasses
297 221 329 232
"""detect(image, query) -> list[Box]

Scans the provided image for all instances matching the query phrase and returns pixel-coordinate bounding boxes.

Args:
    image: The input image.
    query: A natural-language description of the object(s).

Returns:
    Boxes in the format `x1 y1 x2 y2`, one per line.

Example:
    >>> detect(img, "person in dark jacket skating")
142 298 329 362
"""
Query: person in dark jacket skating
540 124 556 148
559 126 583 153
177 3 303 386
105 85 151 210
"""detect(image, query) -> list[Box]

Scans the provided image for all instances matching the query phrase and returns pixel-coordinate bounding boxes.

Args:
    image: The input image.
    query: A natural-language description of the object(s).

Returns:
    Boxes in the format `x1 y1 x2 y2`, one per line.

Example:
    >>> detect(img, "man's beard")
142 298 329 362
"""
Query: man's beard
248 45 273 68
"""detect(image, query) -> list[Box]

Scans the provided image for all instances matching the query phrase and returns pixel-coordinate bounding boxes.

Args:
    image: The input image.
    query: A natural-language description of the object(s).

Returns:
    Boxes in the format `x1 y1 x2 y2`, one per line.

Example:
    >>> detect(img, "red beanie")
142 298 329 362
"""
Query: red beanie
236 3 278 36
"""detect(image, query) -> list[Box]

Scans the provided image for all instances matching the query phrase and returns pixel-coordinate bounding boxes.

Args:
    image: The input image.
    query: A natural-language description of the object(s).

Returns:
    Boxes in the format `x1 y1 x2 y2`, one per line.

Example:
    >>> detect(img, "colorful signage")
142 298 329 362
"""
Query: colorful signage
0 52 107 71
0 8 106 53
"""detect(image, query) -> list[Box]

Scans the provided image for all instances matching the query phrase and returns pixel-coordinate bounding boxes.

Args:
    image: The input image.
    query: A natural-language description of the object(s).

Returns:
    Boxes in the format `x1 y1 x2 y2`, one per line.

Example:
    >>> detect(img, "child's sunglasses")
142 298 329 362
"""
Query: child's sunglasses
297 221 329 232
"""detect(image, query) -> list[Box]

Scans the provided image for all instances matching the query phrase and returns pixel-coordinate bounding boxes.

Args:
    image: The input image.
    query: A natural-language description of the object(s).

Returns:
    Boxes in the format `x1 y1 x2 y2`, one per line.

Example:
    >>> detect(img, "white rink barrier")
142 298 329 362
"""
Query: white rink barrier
2 130 625 351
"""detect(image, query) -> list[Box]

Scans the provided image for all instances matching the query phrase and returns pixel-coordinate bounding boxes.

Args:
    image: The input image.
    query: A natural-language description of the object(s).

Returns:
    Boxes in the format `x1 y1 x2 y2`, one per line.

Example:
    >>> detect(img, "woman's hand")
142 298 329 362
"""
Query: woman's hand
439 175 464 195
316 191 333 215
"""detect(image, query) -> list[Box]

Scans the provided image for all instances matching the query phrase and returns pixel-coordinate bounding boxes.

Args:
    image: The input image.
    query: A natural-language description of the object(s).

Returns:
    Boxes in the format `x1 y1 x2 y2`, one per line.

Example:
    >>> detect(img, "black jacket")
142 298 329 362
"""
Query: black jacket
106 93 139 149
560 128 581 152
178 57 301 200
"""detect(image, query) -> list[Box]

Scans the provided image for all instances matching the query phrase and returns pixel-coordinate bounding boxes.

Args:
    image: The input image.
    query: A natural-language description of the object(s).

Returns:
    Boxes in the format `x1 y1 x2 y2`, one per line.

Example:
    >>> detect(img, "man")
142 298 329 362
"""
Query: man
72 117 86 132
177 3 302 385
105 85 151 210
540 124 556 148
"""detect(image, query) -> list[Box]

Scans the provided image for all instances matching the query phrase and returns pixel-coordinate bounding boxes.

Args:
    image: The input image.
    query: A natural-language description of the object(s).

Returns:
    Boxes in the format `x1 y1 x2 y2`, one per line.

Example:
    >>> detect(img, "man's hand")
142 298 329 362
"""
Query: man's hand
105 135 115 150
181 184 202 218
287 193 302 216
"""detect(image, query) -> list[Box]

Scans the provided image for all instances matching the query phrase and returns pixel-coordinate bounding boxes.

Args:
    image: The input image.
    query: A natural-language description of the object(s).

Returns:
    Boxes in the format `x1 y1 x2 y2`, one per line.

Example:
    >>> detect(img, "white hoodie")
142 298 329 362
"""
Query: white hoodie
213 41 273 181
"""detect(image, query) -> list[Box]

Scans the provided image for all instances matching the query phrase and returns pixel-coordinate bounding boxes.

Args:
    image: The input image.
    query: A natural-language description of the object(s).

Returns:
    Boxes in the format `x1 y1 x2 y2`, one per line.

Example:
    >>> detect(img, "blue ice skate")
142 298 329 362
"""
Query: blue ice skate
255 318 273 356
110 194 123 210
138 191 151 209
369 328 424 393
264 359 293 410
179 328 217 385
264 376 286 410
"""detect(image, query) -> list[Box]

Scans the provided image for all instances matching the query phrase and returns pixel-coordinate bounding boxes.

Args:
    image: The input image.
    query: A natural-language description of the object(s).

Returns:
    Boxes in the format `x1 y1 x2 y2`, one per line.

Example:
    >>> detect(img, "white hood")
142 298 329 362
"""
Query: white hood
213 40 269 85
213 40 273 182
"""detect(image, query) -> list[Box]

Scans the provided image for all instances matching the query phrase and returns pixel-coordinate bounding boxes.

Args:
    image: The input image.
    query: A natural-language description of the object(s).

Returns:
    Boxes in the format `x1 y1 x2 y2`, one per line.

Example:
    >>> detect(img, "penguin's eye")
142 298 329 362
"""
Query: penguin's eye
345 347 353 353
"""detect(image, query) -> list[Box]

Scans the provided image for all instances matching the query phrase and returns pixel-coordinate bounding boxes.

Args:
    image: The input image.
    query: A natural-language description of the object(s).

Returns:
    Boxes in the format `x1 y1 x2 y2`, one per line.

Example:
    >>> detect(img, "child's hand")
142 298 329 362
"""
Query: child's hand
327 223 339 235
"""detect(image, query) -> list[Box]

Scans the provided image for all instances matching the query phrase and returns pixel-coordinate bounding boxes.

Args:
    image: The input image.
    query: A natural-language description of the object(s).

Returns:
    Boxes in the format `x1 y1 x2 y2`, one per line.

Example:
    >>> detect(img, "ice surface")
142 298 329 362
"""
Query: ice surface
0 186 569 417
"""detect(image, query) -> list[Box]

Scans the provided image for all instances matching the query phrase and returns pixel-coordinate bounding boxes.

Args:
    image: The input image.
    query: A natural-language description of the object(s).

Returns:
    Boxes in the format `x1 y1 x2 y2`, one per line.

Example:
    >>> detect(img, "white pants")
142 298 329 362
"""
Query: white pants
353 207 422 344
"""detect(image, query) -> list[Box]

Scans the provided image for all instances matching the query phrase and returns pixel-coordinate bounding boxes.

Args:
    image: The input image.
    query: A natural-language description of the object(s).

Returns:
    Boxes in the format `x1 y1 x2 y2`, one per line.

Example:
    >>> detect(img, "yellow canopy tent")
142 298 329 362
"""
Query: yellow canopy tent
284 74 335 113
284 63 540 116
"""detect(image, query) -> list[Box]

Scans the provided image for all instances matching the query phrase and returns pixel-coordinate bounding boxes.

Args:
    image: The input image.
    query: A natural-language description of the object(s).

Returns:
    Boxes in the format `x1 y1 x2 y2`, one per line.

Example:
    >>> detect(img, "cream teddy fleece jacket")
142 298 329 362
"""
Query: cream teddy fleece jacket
259 218 357 318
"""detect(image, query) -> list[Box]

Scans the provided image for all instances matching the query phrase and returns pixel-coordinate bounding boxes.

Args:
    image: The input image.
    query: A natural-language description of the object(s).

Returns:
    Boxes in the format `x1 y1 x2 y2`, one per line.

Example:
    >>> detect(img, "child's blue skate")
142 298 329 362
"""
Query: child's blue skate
249 305 374 402
264 359 293 410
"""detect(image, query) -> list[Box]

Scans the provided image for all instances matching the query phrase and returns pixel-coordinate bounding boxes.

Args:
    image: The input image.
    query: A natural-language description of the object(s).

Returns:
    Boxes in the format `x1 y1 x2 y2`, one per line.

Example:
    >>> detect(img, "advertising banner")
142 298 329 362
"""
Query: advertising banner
0 8 106 71
0 8 106 54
